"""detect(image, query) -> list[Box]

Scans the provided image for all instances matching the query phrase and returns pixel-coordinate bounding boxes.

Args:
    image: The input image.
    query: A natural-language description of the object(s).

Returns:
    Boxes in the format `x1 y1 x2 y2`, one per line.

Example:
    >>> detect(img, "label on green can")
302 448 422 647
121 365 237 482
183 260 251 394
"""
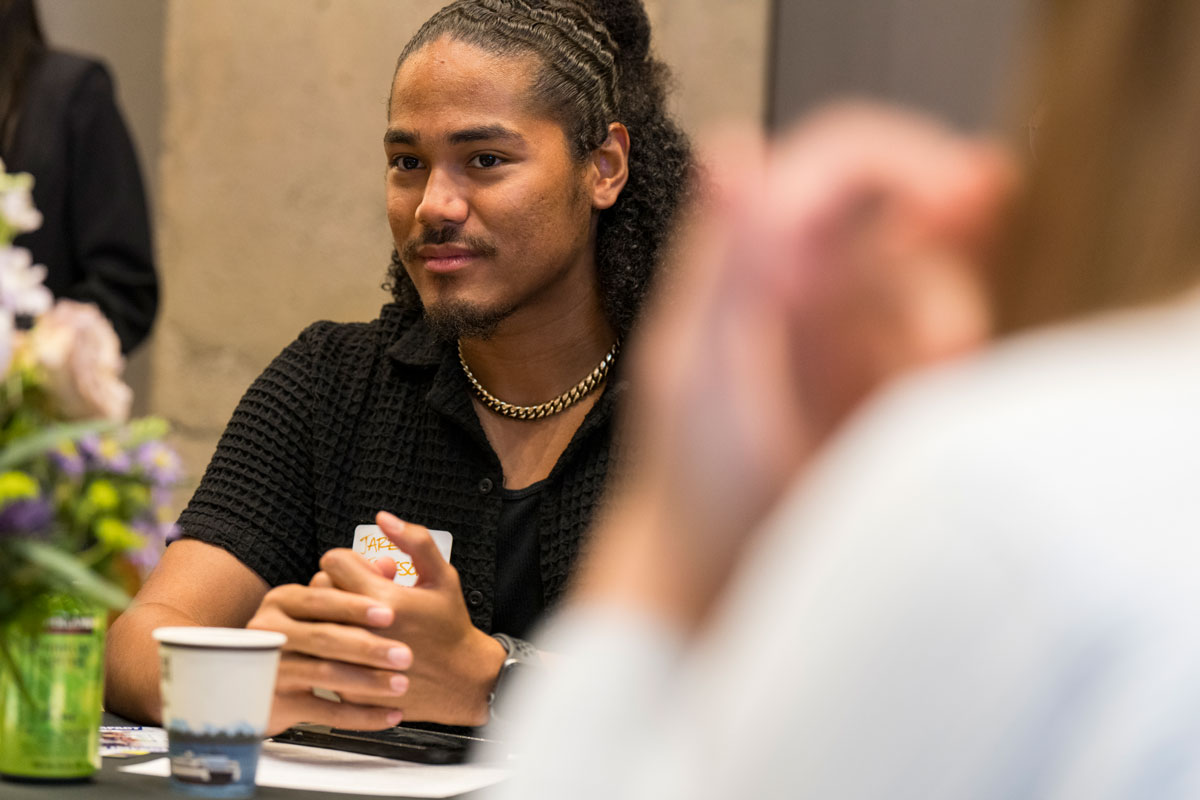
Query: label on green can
0 594 106 780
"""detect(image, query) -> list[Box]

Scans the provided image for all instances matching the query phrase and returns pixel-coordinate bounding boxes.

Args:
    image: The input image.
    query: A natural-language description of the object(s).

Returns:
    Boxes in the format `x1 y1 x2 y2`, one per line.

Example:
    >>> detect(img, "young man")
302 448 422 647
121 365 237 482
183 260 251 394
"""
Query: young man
104 0 691 733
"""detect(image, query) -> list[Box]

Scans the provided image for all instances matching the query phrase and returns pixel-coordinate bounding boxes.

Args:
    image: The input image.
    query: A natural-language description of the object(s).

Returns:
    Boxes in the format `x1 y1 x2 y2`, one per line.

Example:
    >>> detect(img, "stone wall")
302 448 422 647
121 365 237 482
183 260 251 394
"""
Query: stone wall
153 0 770 500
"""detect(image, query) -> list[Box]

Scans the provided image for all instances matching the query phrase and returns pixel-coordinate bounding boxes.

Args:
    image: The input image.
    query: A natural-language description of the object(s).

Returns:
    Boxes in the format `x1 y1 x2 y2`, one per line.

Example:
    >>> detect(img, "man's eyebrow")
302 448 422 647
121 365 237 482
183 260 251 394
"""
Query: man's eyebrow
384 125 525 147
384 128 419 146
447 125 524 145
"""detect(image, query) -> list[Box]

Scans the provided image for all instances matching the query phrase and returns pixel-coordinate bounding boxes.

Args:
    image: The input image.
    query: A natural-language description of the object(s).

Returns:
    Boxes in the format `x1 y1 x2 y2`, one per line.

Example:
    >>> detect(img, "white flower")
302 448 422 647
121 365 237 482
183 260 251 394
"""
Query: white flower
0 245 53 317
0 185 42 234
27 300 131 422
0 166 42 236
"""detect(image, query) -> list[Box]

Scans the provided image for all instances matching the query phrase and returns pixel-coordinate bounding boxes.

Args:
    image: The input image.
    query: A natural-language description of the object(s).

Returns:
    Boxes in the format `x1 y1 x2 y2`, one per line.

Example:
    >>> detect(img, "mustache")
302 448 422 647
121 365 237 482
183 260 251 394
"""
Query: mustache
400 226 498 263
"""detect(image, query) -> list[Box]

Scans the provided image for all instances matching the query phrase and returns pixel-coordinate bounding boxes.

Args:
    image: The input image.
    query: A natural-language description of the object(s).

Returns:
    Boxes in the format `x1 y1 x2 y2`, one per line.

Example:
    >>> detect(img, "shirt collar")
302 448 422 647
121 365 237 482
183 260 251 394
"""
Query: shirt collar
382 302 446 368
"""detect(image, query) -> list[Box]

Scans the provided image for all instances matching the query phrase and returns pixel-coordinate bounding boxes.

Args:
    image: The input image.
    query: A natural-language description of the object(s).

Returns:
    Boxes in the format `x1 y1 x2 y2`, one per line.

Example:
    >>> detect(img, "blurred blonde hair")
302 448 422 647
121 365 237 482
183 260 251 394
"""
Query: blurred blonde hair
993 0 1200 333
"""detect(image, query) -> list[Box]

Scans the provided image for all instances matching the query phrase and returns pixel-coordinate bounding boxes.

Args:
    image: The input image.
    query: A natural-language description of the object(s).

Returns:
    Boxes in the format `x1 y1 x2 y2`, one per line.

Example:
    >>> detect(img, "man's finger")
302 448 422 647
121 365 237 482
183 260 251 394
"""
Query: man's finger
259 583 393 628
309 571 333 589
275 652 410 700
373 557 398 581
318 547 396 601
376 511 452 588
251 613 413 669
298 622 413 669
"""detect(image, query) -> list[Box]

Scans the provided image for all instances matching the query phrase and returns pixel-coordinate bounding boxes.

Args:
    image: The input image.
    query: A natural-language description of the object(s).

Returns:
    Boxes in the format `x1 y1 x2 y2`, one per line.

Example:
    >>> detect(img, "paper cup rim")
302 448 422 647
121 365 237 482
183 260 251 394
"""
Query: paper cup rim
152 626 286 651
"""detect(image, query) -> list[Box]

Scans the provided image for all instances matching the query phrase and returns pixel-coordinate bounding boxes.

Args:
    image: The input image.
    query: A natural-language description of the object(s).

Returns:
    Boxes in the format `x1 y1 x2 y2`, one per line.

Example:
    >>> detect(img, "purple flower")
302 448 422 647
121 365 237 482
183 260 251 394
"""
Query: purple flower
79 433 131 473
134 441 183 487
48 441 85 477
152 486 172 509
0 497 53 537
127 515 181 577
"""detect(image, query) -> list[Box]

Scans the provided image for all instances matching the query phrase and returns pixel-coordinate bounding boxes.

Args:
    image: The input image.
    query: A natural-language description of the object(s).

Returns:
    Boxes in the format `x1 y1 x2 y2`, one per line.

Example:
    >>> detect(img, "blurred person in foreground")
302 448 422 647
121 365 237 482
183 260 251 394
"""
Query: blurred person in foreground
490 0 1200 797
0 0 158 353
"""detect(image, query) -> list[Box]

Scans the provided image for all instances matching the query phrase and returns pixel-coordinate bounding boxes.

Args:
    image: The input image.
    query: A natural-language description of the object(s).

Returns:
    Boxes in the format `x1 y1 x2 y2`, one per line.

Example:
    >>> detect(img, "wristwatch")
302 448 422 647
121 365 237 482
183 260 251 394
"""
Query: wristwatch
487 633 540 723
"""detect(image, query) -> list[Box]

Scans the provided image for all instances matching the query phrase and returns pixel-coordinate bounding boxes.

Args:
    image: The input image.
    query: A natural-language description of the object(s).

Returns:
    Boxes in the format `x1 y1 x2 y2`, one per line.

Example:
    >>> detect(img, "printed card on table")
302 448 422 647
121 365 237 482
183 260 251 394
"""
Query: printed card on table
352 524 453 586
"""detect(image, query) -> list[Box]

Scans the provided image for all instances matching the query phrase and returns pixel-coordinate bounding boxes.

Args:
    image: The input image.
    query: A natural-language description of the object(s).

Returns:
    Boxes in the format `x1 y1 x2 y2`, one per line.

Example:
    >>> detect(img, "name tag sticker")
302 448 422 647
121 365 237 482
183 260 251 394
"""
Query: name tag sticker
352 524 453 587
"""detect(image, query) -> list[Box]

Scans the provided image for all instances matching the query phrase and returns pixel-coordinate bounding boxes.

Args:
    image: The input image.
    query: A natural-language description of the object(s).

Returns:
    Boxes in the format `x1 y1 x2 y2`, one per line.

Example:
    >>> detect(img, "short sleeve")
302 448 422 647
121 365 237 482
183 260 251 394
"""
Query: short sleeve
176 325 328 586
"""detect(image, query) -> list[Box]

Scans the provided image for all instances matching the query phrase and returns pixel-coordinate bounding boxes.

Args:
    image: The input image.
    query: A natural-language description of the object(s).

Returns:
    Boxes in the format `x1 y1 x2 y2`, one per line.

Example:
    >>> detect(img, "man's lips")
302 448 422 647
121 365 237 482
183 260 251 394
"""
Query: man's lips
415 246 481 274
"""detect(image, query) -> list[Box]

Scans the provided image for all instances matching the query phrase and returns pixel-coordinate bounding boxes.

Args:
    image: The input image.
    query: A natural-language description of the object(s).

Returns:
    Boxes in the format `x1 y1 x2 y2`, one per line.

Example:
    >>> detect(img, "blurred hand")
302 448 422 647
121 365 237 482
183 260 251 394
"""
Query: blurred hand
575 103 1016 629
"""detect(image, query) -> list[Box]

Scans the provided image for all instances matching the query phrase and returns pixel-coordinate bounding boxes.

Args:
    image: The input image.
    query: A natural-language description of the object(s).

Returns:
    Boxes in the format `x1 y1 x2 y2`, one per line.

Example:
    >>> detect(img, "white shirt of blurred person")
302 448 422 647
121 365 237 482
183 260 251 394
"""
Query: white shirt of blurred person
497 291 1200 798
483 0 1200 791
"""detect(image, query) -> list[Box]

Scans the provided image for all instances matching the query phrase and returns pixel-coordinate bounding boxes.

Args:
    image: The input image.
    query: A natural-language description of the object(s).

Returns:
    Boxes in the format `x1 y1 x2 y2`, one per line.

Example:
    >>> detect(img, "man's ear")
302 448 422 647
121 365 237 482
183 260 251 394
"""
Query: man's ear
589 122 630 210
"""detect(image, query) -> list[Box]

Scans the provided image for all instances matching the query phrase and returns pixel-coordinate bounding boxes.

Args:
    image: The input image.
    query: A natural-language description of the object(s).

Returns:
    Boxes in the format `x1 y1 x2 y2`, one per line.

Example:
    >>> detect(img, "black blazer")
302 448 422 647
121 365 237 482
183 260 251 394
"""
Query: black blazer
3 49 158 353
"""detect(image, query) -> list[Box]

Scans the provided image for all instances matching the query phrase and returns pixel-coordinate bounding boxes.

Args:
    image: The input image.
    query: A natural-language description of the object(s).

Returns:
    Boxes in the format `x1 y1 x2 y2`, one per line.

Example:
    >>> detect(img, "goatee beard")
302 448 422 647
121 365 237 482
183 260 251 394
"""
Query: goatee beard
422 299 514 342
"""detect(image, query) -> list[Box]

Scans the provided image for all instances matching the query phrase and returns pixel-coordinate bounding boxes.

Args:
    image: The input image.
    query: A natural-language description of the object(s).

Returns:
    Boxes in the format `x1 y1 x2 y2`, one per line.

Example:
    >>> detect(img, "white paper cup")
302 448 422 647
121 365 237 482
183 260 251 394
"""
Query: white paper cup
153 627 286 799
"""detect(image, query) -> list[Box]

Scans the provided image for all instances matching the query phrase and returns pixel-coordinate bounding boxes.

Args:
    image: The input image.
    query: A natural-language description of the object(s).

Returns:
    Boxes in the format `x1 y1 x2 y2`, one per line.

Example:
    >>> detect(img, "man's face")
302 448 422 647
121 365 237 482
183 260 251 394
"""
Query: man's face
386 37 597 340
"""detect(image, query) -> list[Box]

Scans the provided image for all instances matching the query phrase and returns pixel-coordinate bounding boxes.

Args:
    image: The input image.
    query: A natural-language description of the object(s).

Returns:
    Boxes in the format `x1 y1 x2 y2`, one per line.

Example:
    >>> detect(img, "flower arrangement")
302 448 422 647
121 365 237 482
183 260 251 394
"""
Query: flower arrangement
0 158 180 663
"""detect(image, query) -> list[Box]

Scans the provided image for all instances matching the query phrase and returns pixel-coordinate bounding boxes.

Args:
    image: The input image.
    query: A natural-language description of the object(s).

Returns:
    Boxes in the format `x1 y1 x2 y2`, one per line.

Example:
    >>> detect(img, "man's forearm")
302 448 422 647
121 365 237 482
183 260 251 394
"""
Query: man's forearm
104 601 203 724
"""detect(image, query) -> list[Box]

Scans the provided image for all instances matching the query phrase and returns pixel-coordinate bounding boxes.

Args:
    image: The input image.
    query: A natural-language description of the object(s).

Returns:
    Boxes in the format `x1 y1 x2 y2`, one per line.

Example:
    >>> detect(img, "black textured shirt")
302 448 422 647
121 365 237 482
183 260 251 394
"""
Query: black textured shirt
178 302 622 633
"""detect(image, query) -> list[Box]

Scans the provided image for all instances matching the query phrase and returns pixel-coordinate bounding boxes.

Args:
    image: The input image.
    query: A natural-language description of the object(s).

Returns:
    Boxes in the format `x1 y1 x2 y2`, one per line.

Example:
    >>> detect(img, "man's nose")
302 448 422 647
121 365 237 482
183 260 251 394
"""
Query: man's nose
415 169 469 228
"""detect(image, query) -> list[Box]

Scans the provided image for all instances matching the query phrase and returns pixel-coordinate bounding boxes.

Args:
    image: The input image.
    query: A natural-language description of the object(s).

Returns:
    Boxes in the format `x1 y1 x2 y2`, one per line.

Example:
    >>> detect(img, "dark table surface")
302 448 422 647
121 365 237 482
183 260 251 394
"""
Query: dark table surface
0 713 491 799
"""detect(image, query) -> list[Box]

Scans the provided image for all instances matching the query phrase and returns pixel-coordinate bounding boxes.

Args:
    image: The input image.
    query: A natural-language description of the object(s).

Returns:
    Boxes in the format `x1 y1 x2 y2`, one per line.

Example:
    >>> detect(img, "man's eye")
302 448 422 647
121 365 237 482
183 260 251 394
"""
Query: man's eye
470 154 502 168
393 155 422 170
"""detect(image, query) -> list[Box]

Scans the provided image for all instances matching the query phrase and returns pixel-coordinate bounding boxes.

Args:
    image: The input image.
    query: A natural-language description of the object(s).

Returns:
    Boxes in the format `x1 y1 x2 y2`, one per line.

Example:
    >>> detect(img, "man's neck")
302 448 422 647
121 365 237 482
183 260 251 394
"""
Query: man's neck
458 295 617 408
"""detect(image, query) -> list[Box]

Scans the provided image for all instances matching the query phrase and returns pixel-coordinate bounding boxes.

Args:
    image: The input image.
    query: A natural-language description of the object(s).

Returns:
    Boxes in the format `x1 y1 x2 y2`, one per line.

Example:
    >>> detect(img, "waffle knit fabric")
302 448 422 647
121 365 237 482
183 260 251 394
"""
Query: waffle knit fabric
177 302 622 633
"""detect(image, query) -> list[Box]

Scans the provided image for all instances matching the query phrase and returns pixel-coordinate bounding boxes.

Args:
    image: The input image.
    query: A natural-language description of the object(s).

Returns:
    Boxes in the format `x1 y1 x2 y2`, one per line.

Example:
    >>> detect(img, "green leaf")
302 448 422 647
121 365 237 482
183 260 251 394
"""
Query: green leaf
9 539 129 611
0 420 118 471
125 416 170 444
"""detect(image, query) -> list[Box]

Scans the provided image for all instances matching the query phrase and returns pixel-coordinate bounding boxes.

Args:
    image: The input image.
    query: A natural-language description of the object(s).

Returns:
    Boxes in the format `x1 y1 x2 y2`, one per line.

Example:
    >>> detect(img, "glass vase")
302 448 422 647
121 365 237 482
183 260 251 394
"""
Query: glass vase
0 592 106 782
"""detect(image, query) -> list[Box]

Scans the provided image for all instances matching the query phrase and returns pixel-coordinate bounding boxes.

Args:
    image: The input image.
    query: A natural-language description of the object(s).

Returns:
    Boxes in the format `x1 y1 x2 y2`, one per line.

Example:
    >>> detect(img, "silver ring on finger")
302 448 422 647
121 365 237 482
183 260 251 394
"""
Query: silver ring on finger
312 687 342 703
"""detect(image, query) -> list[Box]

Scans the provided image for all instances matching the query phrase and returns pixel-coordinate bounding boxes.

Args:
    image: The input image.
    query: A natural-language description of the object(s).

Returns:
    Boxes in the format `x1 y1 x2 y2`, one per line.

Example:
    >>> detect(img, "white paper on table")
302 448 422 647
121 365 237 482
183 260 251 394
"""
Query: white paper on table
119 741 511 798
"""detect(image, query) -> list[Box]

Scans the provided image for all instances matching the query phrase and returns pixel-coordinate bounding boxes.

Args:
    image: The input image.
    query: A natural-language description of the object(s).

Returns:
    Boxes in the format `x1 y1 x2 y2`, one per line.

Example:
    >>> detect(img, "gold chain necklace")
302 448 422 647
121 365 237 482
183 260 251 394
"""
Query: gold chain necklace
459 340 620 420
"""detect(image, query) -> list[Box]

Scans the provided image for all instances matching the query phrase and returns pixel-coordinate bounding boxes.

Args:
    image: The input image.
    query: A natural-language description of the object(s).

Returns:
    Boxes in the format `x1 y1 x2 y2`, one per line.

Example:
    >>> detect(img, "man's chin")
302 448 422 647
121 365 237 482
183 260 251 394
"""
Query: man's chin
422 300 512 342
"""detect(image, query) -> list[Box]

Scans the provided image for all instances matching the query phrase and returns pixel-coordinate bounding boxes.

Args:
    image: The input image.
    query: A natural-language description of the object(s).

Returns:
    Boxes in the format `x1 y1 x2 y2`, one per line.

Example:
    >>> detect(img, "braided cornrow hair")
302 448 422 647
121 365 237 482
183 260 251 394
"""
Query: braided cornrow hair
383 0 694 337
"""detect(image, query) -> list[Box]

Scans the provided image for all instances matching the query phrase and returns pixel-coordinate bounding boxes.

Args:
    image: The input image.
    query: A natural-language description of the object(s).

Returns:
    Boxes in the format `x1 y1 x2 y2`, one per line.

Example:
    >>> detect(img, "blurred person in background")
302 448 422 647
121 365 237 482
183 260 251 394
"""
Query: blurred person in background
490 0 1200 797
0 0 158 353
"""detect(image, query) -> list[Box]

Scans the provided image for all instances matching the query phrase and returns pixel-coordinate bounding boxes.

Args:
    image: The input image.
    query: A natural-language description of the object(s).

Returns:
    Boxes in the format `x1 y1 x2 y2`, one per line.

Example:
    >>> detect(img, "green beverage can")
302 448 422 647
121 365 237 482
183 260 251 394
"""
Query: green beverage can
0 593 106 782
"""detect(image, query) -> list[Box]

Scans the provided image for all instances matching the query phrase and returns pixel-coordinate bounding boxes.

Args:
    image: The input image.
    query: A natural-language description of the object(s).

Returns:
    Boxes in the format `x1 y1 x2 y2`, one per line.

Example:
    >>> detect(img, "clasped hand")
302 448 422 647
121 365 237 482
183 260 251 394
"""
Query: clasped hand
247 510 506 735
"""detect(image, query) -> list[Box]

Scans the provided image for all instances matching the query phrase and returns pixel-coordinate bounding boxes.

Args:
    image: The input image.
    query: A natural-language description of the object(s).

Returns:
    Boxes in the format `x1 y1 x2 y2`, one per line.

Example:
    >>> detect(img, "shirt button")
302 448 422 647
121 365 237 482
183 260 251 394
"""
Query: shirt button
478 477 494 494
467 590 484 607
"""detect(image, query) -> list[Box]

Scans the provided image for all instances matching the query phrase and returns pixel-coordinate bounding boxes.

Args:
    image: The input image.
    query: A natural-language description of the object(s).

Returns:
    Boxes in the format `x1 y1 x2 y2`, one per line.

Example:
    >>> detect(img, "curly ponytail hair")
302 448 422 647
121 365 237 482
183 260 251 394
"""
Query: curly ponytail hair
384 0 694 337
